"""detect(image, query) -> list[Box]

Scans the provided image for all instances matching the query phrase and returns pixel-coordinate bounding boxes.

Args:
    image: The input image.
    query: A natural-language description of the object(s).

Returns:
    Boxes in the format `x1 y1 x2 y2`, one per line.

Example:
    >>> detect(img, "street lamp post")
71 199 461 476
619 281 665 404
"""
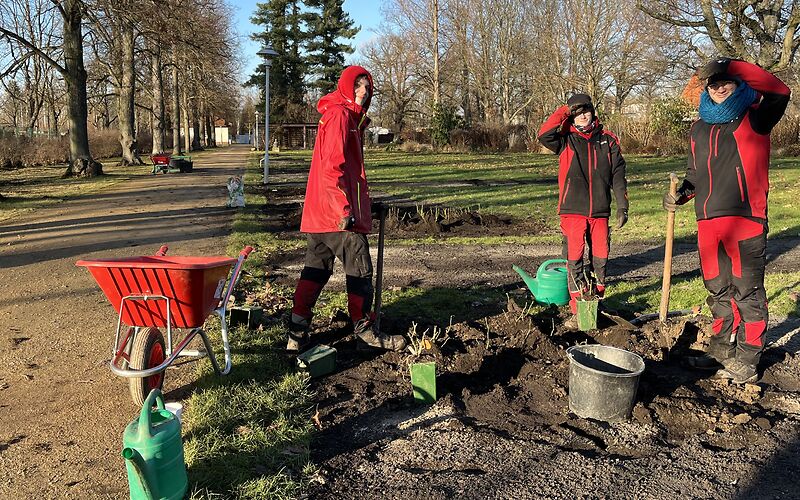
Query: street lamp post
254 110 259 149
257 46 278 185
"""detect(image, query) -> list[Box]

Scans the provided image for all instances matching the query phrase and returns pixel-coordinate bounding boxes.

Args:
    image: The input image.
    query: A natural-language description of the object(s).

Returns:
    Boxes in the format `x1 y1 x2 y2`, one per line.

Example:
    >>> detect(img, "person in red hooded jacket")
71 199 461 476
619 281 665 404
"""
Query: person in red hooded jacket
538 93 629 328
287 65 406 352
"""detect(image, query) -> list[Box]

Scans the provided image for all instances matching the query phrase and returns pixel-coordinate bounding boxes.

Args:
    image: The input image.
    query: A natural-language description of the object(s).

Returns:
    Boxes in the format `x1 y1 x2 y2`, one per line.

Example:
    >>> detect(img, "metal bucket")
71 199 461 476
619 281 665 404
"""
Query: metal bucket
566 344 645 422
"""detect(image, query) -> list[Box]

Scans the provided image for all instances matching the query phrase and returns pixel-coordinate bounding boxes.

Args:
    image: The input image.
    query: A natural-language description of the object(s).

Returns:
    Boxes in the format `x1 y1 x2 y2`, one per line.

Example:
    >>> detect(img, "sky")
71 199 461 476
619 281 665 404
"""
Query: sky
233 0 383 82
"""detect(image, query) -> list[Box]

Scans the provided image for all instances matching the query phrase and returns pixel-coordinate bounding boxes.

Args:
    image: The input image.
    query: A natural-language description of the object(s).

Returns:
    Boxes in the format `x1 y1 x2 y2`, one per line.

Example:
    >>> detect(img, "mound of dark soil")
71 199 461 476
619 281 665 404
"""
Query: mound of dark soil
381 205 546 238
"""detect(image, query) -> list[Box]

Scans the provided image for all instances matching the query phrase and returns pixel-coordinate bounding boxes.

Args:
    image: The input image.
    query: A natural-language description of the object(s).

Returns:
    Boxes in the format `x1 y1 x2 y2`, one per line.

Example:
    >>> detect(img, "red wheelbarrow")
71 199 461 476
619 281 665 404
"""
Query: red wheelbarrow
76 245 253 405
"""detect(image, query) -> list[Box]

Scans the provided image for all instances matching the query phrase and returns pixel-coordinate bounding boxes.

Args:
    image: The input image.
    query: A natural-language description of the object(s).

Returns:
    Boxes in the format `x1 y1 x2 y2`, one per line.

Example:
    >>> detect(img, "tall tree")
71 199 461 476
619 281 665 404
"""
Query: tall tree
305 0 359 95
250 0 308 123
0 0 103 176
638 0 800 70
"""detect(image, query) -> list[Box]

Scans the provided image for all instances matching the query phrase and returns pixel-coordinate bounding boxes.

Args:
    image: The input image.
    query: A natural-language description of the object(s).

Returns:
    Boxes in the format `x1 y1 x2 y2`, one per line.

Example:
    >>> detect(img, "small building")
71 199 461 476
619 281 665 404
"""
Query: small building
267 123 318 149
368 126 394 145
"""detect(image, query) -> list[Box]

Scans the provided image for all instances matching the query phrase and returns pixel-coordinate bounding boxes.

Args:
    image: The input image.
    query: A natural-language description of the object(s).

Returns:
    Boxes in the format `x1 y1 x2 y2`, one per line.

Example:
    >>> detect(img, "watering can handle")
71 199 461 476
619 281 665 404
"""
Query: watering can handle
537 259 567 274
138 389 166 441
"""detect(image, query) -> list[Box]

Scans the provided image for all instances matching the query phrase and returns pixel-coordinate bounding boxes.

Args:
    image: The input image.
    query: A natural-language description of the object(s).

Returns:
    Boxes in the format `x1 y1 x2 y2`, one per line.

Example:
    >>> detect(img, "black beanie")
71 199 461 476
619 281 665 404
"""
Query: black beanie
567 93 594 116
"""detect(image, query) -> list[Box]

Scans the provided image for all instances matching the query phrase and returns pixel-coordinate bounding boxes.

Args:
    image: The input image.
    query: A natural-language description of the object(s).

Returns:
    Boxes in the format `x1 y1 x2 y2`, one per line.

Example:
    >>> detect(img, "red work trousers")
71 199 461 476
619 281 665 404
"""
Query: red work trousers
697 216 768 366
560 215 610 314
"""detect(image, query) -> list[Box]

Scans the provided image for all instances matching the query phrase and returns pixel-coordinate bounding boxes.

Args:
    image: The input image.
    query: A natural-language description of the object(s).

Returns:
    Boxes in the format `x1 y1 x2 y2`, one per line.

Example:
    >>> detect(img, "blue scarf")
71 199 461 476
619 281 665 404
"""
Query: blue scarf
699 82 758 124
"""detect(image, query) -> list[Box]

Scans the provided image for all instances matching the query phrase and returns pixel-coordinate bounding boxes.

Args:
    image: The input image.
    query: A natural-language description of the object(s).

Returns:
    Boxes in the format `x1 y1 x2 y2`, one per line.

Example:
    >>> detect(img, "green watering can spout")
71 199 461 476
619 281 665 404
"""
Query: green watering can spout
122 447 156 500
512 264 539 296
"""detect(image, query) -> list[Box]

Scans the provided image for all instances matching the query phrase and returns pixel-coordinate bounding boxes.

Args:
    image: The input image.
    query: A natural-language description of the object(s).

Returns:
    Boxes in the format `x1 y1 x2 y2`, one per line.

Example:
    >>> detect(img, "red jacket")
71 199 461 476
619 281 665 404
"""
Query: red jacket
538 107 628 218
683 61 790 221
300 66 374 233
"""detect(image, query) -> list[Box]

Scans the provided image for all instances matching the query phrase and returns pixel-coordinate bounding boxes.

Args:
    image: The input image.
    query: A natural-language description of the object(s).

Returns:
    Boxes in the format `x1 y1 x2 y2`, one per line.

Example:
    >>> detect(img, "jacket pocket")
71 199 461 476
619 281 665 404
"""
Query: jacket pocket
561 179 571 208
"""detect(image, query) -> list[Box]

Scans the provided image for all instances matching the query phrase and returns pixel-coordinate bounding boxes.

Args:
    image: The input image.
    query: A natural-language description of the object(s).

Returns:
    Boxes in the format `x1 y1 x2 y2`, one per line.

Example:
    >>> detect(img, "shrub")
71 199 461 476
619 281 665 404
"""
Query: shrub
449 124 527 152
88 129 122 159
430 103 464 147
772 115 800 150
397 140 433 153
0 135 68 169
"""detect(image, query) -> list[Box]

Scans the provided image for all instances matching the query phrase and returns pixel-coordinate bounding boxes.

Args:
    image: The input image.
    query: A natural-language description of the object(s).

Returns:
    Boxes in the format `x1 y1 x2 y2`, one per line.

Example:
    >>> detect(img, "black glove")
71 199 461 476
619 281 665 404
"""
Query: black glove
616 209 628 229
338 215 356 230
698 57 732 80
662 192 684 212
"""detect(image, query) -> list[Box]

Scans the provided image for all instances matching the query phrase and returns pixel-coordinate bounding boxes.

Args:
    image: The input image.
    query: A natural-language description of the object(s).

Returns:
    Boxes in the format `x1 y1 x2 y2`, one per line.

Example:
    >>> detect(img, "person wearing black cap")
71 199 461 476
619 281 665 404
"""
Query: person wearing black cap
663 58 791 383
538 93 629 328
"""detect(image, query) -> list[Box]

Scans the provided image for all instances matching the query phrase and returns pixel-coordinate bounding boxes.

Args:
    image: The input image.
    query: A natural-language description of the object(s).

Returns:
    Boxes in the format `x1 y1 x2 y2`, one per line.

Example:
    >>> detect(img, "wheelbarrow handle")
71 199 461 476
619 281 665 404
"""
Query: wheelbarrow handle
155 245 169 256
240 246 254 258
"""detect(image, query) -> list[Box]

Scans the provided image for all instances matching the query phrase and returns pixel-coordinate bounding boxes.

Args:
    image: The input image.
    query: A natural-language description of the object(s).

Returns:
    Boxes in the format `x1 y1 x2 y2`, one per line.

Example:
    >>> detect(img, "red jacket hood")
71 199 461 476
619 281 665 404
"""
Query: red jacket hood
317 65 374 116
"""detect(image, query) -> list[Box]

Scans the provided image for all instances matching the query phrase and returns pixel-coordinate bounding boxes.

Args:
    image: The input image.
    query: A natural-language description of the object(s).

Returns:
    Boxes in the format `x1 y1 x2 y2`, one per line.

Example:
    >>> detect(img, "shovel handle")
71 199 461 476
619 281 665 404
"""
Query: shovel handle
659 173 680 323
373 204 387 334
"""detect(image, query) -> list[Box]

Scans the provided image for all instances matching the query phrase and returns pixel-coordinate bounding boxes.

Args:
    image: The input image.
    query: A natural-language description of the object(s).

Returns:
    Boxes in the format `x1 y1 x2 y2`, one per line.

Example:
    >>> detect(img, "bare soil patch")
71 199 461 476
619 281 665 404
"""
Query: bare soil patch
305 307 800 499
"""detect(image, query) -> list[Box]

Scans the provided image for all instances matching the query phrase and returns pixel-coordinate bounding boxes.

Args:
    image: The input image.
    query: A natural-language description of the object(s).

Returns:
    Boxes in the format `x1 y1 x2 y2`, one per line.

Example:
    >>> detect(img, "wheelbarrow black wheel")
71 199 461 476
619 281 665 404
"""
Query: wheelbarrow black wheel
128 327 166 407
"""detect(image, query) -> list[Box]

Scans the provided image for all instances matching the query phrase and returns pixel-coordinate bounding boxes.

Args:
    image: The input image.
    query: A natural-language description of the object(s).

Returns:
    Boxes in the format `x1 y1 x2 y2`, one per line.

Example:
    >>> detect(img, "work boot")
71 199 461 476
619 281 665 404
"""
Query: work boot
286 313 311 352
355 321 407 352
685 352 728 371
563 314 579 331
715 359 758 384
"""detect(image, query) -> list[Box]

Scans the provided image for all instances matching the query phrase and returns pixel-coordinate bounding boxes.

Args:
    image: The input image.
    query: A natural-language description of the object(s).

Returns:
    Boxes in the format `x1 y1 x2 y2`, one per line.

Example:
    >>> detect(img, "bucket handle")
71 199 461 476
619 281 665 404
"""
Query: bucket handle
537 259 567 275
138 389 166 441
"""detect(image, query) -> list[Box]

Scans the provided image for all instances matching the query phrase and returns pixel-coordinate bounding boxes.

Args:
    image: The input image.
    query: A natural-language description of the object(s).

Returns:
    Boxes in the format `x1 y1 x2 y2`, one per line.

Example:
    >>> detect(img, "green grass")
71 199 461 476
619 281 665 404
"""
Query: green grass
269 150 800 244
184 325 313 499
182 152 316 498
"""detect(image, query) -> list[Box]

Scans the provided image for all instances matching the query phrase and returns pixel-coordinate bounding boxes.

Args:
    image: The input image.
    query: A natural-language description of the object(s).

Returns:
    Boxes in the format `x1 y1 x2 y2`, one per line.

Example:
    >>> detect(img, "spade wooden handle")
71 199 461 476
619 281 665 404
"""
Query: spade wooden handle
659 173 680 323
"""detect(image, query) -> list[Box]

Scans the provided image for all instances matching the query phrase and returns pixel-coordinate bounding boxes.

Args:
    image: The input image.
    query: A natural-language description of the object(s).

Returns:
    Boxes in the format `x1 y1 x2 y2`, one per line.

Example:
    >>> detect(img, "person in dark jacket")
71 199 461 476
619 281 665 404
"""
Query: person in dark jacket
664 58 791 384
287 65 406 352
538 94 628 327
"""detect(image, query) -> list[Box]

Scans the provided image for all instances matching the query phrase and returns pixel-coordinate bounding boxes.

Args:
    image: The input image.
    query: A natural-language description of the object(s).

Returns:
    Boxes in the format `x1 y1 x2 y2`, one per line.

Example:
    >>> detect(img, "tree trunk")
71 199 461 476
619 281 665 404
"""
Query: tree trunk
191 112 201 151
151 44 165 154
62 0 102 177
117 24 142 166
198 100 207 147
205 110 214 147
432 0 440 106
171 48 182 155
182 83 191 152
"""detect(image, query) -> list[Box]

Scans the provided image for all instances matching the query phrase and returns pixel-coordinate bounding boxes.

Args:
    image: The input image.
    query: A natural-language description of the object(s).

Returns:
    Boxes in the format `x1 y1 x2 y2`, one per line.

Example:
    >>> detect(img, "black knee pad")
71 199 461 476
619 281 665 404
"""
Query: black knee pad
300 266 333 285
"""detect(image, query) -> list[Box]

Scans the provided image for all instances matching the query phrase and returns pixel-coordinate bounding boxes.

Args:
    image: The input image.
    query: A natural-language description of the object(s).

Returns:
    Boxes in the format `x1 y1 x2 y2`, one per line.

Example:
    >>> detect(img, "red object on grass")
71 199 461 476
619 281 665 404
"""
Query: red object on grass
151 153 171 166
76 255 237 328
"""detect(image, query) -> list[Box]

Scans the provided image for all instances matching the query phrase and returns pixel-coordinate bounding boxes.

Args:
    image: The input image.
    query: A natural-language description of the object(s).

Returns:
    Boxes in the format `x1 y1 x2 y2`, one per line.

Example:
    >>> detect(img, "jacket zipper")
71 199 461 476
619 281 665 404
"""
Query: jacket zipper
587 143 593 216
357 182 362 220
703 125 715 218
736 166 745 202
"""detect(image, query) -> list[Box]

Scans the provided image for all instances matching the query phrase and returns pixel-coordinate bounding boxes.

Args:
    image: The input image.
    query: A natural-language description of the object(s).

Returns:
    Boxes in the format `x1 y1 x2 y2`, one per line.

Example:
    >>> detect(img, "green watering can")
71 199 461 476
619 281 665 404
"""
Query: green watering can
513 259 570 306
122 389 187 500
